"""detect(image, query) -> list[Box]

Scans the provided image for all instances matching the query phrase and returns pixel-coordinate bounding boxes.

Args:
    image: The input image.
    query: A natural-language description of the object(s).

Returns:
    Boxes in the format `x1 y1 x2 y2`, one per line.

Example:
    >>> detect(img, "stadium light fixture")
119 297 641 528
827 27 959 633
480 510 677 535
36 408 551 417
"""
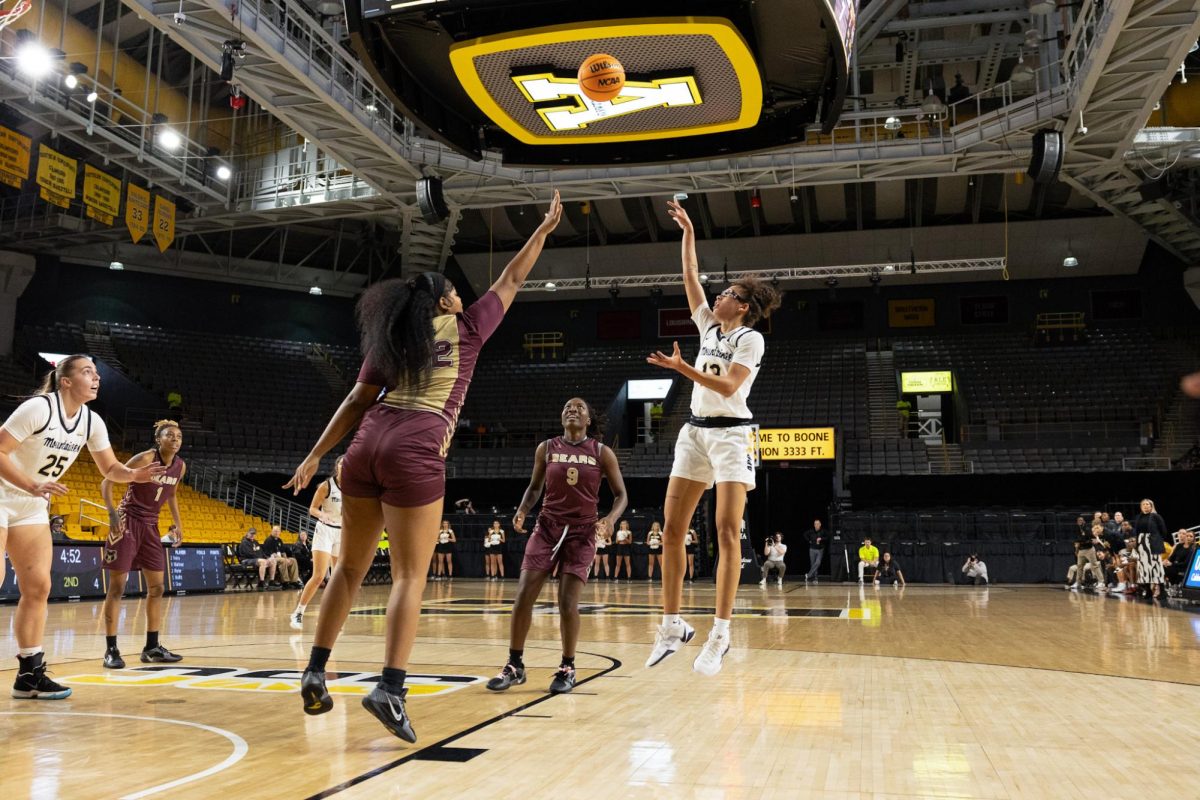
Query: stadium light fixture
15 41 53 79
309 285 323 295
158 127 182 151
86 90 99 103
544 281 557 292
108 260 124 270
215 164 232 181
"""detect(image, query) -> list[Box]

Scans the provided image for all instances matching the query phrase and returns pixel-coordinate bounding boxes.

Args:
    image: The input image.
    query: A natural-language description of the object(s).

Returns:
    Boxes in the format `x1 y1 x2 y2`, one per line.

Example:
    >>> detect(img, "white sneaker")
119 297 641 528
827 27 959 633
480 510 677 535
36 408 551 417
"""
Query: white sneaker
692 630 731 676
857 578 864 585
758 579 766 588
1114 583 1126 592
1068 584 1079 591
289 610 304 631
776 579 782 588
644 618 696 667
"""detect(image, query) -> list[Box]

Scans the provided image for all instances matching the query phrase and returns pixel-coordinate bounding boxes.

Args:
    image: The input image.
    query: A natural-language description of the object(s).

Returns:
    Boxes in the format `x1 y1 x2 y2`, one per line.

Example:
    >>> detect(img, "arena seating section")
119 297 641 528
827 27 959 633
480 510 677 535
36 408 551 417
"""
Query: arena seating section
49 449 276 544
13 319 1198 484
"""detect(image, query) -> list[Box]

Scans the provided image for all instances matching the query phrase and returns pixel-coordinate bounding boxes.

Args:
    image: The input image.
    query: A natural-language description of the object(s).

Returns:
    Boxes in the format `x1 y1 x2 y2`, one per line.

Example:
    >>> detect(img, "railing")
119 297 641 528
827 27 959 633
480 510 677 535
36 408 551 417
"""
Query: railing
78 498 109 533
1061 0 1105 86
1121 457 1172 472
522 332 566 361
961 419 1142 442
185 462 314 535
310 343 346 381
1035 312 1086 332
928 460 975 475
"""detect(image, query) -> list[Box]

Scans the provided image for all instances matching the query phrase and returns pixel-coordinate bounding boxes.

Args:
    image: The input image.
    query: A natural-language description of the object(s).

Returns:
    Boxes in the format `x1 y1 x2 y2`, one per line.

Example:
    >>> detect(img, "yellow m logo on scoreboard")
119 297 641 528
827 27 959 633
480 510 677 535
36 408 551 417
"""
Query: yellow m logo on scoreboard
511 72 702 132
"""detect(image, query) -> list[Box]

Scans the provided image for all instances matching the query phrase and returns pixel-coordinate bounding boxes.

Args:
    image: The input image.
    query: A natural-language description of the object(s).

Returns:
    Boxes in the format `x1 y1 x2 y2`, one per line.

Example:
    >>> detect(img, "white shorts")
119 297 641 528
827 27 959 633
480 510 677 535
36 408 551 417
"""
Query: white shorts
0 493 50 529
312 522 342 557
670 424 757 490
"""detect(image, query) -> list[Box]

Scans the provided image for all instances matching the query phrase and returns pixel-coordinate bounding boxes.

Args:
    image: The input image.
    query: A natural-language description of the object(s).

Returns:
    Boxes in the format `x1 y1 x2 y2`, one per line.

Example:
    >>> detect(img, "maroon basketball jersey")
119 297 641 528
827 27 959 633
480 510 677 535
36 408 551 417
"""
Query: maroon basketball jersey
120 452 185 520
540 436 603 524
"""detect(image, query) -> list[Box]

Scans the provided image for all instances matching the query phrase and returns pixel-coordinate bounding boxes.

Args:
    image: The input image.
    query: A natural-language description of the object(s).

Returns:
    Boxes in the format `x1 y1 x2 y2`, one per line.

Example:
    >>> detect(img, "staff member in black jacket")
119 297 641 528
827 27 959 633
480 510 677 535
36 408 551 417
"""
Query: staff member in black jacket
803 519 826 583
237 528 279 591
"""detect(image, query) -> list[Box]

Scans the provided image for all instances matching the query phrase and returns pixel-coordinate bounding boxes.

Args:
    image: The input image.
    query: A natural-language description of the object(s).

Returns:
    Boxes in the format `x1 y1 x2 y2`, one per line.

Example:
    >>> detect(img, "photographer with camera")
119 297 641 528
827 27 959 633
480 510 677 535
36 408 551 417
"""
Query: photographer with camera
759 532 786 588
961 553 989 586
1069 523 1107 592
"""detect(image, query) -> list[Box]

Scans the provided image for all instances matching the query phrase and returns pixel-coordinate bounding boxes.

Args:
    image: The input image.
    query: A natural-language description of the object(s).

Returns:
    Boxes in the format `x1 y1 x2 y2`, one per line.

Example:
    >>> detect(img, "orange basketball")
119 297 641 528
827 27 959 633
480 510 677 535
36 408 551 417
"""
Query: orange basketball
578 53 625 103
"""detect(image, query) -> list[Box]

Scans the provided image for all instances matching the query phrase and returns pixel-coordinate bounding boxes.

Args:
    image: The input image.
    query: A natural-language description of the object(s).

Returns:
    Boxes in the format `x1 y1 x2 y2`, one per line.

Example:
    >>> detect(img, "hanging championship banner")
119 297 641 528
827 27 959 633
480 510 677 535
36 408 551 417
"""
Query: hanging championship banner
153 195 175 253
36 144 77 209
82 165 121 225
0 125 31 189
126 183 150 243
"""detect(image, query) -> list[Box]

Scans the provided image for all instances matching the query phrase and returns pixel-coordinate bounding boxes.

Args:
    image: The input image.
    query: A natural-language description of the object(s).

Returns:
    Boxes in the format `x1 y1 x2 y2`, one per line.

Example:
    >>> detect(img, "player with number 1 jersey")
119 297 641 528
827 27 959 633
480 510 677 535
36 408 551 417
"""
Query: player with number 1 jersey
100 419 187 668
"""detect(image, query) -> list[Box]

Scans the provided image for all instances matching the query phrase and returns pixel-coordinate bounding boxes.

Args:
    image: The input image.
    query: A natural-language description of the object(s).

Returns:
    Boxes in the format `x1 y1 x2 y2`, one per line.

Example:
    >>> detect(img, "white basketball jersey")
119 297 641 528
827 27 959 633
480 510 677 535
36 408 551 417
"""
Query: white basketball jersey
319 476 343 525
688 304 765 419
0 393 110 496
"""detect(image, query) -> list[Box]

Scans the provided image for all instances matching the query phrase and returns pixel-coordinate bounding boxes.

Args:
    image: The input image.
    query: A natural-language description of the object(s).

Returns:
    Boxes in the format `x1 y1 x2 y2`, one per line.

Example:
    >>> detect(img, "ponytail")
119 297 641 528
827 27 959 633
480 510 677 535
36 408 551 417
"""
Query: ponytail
356 272 447 388
33 354 91 397
732 275 783 327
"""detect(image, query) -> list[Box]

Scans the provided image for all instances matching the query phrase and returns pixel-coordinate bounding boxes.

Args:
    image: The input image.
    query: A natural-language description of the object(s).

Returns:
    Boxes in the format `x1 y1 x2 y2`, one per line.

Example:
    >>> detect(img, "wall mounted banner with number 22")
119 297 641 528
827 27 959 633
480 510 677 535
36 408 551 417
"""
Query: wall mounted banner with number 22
153 195 175 253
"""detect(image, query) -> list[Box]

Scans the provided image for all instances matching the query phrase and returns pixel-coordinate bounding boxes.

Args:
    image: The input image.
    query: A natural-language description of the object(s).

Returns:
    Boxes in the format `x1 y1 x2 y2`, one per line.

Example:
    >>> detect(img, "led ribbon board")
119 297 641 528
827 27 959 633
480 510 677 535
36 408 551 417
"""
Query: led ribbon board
449 18 763 145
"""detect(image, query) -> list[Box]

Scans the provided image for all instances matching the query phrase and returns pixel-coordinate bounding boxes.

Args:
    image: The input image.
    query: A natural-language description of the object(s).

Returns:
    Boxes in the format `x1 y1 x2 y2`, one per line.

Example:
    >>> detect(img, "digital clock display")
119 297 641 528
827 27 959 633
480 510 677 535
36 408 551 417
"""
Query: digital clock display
49 545 105 599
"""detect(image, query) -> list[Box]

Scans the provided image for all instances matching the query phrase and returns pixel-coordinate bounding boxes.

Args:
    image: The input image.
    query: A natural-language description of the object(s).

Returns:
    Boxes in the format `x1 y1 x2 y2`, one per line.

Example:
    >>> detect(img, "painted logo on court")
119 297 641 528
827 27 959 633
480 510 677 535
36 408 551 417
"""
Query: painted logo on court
512 72 701 132
64 665 483 696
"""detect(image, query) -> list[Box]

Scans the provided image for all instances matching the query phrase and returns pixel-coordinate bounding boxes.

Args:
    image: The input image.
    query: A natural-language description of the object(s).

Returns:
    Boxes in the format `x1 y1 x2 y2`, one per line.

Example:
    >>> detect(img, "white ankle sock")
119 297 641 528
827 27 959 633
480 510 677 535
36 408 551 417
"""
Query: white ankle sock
711 618 730 636
662 614 682 628
18 646 42 658
295 604 307 614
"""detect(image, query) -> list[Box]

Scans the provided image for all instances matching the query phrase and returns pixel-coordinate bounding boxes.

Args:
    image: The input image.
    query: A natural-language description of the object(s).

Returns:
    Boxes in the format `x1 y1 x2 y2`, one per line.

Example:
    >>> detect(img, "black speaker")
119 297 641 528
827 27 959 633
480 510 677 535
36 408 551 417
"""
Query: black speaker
415 176 449 224
1027 129 1063 184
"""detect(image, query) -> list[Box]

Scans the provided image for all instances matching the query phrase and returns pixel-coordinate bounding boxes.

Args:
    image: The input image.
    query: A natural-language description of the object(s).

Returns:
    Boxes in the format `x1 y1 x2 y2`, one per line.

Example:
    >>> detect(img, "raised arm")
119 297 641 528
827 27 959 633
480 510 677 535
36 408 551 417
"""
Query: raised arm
598 445 628 536
286 381 381 494
489 190 563 311
93 447 166 484
513 442 548 533
666 200 705 313
648 343 752 398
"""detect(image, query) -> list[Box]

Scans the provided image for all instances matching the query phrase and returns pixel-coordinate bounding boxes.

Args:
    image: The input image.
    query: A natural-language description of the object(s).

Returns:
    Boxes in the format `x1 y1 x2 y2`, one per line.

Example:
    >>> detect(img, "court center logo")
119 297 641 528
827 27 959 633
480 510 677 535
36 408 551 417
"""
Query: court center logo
64 665 483 697
512 71 702 132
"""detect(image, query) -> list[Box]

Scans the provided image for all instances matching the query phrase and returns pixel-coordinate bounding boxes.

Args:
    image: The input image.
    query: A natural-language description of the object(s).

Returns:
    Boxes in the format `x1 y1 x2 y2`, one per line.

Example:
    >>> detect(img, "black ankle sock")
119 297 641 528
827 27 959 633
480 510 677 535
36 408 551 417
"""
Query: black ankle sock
307 646 332 673
105 635 117 650
561 656 575 669
144 631 159 651
381 667 407 691
508 649 524 668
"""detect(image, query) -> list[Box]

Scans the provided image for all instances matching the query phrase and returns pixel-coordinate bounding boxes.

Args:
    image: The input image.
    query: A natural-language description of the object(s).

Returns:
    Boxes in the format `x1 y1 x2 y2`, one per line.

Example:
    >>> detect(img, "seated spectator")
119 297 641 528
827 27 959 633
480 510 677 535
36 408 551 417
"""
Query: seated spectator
49 515 68 542
1101 512 1116 536
961 554 989 585
874 552 905 587
160 524 182 547
236 528 278 590
857 537 880 584
289 530 313 580
262 525 301 589
1165 530 1195 587
1114 537 1138 593
759 533 786 588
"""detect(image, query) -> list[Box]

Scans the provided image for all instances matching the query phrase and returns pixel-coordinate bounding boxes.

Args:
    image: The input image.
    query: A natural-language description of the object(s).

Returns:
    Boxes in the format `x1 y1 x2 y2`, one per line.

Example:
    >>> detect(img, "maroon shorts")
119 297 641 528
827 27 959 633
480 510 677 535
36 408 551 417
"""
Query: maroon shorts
340 405 449 508
103 513 166 573
522 516 598 584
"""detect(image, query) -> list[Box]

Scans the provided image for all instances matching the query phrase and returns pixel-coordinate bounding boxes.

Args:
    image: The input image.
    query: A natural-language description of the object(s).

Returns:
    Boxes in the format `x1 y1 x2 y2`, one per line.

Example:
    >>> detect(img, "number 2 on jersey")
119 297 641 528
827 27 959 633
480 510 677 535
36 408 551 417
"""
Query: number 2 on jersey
566 467 579 486
38 455 68 478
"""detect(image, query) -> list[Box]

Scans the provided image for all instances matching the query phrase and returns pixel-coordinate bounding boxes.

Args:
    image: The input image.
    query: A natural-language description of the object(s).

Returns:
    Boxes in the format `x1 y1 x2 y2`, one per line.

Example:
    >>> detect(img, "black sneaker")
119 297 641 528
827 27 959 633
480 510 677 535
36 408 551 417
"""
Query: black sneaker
256 581 266 591
549 665 576 695
361 683 417 742
103 648 126 669
12 661 72 700
486 663 526 692
141 645 183 663
301 669 333 716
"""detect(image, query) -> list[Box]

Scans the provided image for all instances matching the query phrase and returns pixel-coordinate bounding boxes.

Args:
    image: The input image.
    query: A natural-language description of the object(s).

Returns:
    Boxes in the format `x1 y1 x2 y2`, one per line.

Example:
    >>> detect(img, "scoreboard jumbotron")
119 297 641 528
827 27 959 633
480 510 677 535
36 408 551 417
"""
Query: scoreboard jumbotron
346 0 856 166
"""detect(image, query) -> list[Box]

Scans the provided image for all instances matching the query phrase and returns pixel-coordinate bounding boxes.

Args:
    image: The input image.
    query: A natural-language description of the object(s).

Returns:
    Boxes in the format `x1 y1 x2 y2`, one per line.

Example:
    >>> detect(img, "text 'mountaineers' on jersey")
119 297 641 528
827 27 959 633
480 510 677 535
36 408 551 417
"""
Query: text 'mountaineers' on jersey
689 304 765 419
0 393 111 494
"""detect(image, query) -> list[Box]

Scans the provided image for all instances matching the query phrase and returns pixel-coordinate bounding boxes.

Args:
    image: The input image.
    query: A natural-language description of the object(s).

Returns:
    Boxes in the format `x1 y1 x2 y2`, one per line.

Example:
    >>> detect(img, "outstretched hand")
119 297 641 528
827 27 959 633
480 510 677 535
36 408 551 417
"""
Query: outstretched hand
536 190 563 236
647 341 685 372
284 454 320 495
666 200 693 233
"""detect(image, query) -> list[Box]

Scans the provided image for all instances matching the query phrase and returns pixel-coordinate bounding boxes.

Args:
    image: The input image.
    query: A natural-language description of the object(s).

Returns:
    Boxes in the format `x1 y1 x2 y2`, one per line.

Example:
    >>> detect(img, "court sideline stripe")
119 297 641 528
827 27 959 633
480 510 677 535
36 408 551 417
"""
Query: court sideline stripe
303 650 622 800
0 711 248 799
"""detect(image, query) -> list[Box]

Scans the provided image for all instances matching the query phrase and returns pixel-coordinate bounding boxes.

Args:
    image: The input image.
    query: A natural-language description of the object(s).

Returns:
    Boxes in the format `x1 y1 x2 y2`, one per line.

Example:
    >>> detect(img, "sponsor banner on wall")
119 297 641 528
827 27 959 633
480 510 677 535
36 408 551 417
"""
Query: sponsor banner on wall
658 308 699 338
888 298 935 328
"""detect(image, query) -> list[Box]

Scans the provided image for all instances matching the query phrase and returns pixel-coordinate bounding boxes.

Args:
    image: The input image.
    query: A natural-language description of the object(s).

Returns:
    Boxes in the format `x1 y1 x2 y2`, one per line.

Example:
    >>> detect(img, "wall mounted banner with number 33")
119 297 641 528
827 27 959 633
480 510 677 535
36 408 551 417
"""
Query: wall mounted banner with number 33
126 183 150 244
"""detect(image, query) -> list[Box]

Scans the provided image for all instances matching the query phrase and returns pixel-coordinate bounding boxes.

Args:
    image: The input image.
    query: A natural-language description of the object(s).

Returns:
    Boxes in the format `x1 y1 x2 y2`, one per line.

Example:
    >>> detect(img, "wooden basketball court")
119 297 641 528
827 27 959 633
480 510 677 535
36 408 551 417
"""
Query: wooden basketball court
3 581 1198 799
